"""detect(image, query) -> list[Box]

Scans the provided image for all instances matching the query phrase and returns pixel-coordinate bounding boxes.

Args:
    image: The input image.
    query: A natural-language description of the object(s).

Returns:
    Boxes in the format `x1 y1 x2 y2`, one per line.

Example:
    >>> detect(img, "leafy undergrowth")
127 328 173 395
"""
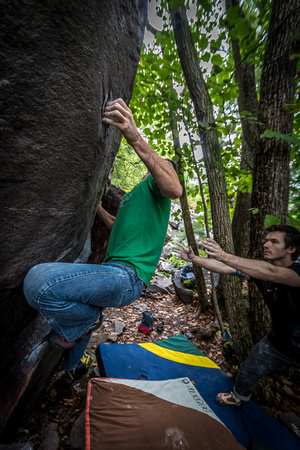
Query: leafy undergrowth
16 292 300 448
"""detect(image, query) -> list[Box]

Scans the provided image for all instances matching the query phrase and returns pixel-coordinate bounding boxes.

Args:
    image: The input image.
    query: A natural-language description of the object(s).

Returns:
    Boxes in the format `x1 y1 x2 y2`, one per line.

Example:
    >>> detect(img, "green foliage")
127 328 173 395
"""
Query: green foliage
111 143 146 191
110 0 298 231
226 6 240 26
260 130 300 148
177 210 208 242
168 253 185 268
169 0 184 8
264 215 281 227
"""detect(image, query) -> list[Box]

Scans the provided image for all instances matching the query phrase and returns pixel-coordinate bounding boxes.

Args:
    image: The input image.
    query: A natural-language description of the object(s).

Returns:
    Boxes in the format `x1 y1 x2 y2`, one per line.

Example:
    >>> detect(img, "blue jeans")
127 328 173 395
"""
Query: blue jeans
23 262 144 370
234 335 300 401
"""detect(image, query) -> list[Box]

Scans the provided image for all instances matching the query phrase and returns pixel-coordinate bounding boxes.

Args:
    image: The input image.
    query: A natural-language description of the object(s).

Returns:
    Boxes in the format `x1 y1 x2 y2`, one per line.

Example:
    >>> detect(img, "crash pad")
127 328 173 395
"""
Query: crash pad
95 334 300 449
85 377 245 450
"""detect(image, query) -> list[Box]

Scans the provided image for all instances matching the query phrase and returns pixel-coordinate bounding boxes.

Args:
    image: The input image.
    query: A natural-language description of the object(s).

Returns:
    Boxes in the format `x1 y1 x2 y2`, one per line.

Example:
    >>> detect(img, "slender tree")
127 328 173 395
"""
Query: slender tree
146 20 209 312
168 0 253 361
169 102 209 313
225 0 259 259
225 0 270 340
183 114 224 329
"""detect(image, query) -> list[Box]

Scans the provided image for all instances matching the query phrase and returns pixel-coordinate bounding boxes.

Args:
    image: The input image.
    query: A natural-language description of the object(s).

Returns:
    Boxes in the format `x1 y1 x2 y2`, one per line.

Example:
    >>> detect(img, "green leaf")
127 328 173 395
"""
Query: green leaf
210 39 221 52
169 0 183 8
156 7 163 18
264 215 281 227
173 129 179 138
220 127 230 136
213 94 223 106
161 69 171 80
211 54 223 66
285 104 299 112
283 135 300 147
198 0 212 13
260 130 282 139
213 62 223 72
249 208 259 215
202 52 210 62
261 130 300 147
198 36 209 52
168 87 178 100
236 20 251 41
227 6 240 26
218 70 231 83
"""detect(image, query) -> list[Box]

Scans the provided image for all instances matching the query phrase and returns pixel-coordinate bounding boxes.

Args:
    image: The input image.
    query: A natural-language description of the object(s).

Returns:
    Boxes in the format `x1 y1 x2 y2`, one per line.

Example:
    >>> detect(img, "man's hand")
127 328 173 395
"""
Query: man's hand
174 244 195 262
201 238 227 261
103 98 182 199
102 98 140 147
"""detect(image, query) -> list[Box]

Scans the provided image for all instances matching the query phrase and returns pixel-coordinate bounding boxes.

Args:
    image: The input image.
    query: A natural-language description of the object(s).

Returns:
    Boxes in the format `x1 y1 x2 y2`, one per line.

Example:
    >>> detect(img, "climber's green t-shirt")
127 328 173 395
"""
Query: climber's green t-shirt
105 175 171 285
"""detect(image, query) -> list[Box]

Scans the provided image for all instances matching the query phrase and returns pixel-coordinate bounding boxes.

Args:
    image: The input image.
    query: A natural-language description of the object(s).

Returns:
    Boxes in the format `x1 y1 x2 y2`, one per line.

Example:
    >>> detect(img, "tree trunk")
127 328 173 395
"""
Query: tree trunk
250 0 300 341
183 116 224 328
168 1 253 361
169 106 208 312
179 180 209 313
145 22 209 311
225 0 259 259
225 0 267 344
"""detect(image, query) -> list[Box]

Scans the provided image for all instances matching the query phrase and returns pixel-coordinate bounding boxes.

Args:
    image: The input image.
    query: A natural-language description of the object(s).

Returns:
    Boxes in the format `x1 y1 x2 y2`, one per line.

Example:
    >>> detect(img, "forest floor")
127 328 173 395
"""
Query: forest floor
15 287 300 449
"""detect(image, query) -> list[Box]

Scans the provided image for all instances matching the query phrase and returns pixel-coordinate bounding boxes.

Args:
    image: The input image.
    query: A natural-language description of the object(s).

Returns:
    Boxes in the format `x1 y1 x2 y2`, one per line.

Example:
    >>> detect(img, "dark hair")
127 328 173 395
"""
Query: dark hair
165 159 178 173
266 224 300 261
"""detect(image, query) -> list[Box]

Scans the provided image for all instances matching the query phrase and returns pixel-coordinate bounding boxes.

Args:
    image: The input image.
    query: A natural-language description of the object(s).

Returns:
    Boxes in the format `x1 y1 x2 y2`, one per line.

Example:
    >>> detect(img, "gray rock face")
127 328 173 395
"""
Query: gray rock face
65 411 85 450
0 0 147 440
38 422 60 450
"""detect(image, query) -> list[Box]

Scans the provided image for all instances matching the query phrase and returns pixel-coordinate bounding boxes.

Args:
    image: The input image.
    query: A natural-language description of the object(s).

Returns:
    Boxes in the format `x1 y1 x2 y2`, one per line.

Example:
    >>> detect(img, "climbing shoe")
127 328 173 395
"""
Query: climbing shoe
215 392 242 407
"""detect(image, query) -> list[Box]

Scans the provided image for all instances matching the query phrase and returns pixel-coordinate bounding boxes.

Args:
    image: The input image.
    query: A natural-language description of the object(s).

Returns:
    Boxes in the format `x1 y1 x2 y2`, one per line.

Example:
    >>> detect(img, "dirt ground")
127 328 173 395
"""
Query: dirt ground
15 291 300 448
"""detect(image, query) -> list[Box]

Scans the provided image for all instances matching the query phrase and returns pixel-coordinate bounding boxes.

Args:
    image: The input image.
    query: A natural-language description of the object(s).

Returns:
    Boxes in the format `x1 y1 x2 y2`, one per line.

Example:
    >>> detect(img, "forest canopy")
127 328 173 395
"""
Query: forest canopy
113 0 300 229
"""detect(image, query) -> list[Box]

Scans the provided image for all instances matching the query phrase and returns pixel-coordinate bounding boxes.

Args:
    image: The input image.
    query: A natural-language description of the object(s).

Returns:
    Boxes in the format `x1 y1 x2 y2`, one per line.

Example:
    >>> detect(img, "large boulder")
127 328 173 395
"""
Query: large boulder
0 0 147 440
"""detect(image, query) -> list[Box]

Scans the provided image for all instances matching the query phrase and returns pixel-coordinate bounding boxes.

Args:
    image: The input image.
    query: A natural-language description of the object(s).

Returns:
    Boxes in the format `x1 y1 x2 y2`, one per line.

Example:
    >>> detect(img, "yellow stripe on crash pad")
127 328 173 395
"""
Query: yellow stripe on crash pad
138 343 220 369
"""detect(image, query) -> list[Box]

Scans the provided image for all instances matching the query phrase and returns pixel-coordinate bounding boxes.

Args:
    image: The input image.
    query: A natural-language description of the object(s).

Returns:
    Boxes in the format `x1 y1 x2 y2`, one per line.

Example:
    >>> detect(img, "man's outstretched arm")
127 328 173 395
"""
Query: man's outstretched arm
201 238 300 287
174 245 243 276
102 98 183 199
